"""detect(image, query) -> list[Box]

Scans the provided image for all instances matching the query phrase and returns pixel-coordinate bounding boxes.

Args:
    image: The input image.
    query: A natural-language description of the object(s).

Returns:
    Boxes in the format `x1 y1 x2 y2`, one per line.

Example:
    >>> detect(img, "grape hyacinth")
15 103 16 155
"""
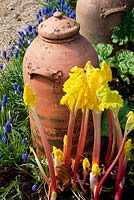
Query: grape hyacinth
2 135 8 144
21 138 26 145
0 63 3 69
2 50 7 59
37 0 75 20
1 94 8 111
32 184 37 192
22 153 28 162
4 123 11 134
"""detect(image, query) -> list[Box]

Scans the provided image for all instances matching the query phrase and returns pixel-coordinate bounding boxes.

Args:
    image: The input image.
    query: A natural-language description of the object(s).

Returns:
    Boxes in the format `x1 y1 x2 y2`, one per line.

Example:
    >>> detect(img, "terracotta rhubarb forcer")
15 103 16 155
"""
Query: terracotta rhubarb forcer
23 11 99 158
76 0 134 44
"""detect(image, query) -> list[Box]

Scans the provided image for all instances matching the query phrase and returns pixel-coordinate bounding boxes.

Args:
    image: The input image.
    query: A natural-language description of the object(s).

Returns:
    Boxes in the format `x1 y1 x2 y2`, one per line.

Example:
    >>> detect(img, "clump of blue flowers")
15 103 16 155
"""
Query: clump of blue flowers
36 0 76 24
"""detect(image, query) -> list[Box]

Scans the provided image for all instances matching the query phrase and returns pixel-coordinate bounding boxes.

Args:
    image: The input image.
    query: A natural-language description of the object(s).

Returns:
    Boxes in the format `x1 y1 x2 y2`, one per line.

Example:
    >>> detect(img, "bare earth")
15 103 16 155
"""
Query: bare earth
0 0 43 62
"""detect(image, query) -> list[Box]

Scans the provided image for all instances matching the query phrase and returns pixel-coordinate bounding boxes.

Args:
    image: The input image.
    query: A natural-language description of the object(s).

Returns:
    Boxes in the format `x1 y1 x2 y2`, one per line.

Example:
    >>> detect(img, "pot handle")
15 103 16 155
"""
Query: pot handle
100 4 128 19
29 67 63 84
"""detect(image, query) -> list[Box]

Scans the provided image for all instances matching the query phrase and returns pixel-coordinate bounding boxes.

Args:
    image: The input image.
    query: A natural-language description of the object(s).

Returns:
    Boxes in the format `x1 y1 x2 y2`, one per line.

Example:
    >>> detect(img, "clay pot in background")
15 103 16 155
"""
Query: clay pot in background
23 11 98 158
76 0 134 44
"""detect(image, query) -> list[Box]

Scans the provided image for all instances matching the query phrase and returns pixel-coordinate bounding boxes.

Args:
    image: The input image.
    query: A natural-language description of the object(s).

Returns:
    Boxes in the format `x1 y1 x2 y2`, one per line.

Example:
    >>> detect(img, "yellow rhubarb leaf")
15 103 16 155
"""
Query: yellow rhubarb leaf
92 163 101 176
124 139 132 157
82 158 90 171
101 60 112 82
53 146 65 167
23 83 37 107
97 87 123 111
125 111 134 134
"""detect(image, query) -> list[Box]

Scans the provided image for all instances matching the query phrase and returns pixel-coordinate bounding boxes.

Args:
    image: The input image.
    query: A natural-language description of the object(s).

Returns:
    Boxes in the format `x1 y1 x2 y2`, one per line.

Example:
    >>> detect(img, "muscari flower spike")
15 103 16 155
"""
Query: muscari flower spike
32 184 37 192
21 138 26 145
22 153 28 162
4 123 11 134
2 135 8 144
0 63 3 69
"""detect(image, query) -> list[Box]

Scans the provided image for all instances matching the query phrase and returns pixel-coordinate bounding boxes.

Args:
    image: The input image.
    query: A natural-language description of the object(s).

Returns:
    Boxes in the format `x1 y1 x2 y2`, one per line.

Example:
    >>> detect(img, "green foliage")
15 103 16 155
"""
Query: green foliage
93 43 113 63
0 176 23 200
65 0 77 9
107 50 134 84
111 9 134 45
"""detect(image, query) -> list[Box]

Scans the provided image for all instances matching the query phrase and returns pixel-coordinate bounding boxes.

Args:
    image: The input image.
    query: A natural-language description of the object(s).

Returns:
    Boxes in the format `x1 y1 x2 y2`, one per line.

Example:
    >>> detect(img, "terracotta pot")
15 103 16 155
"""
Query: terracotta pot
76 0 134 44
23 11 98 158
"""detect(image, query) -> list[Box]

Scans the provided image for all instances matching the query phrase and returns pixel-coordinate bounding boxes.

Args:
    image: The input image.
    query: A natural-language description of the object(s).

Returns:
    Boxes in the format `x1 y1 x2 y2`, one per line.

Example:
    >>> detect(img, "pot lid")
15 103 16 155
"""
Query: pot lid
38 11 80 40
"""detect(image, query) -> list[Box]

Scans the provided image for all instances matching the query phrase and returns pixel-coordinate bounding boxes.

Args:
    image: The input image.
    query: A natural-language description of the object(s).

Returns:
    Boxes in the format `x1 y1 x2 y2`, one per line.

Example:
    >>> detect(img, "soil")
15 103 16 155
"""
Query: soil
0 0 43 63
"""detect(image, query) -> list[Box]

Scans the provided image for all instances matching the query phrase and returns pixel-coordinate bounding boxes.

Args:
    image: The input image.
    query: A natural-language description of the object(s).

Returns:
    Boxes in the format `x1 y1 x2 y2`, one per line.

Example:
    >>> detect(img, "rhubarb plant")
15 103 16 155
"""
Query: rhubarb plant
23 60 134 200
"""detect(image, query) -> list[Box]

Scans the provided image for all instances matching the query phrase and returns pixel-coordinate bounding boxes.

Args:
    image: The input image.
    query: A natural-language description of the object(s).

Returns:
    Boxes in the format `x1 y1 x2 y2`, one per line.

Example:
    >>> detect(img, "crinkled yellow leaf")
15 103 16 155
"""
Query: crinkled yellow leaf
124 139 132 156
92 163 101 176
125 111 134 133
82 158 90 171
101 60 112 82
53 146 64 166
23 83 37 107
97 87 123 111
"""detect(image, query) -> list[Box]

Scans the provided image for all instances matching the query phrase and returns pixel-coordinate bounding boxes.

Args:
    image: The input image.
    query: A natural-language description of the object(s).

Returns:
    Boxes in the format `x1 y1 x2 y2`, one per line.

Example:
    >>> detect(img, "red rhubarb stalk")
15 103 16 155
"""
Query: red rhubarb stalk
94 134 127 200
73 108 89 183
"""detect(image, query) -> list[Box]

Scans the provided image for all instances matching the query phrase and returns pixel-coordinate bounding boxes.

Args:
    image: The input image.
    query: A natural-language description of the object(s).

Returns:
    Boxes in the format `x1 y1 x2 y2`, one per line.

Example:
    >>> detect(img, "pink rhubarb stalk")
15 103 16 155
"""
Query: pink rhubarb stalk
73 108 89 184
30 108 56 196
65 109 76 170
112 110 124 195
31 147 50 186
105 110 114 169
94 134 127 200
92 111 102 165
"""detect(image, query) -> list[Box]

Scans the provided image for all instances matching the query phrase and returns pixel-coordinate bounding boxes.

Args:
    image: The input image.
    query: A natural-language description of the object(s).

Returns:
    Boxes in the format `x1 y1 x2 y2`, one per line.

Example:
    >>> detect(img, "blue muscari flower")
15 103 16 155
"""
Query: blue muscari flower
28 39 33 45
14 48 19 59
1 94 8 109
0 63 3 69
2 50 7 59
69 11 76 19
22 153 28 162
36 13 40 19
18 31 25 40
19 91 23 97
17 85 22 93
27 24 33 32
38 17 43 24
24 29 29 36
51 6 57 15
8 116 13 124
0 133 3 139
2 136 8 144
22 138 26 145
9 50 13 57
32 184 37 192
33 26 38 35
37 9 42 17
11 45 15 51
42 7 48 15
57 0 61 4
4 123 11 134
13 82 18 90
63 3 68 9
17 38 22 48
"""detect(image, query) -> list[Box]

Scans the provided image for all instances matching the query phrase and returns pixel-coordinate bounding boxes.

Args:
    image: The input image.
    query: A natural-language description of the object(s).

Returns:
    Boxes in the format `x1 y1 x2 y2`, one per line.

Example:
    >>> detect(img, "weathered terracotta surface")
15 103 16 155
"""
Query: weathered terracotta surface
23 12 98 157
76 0 134 44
